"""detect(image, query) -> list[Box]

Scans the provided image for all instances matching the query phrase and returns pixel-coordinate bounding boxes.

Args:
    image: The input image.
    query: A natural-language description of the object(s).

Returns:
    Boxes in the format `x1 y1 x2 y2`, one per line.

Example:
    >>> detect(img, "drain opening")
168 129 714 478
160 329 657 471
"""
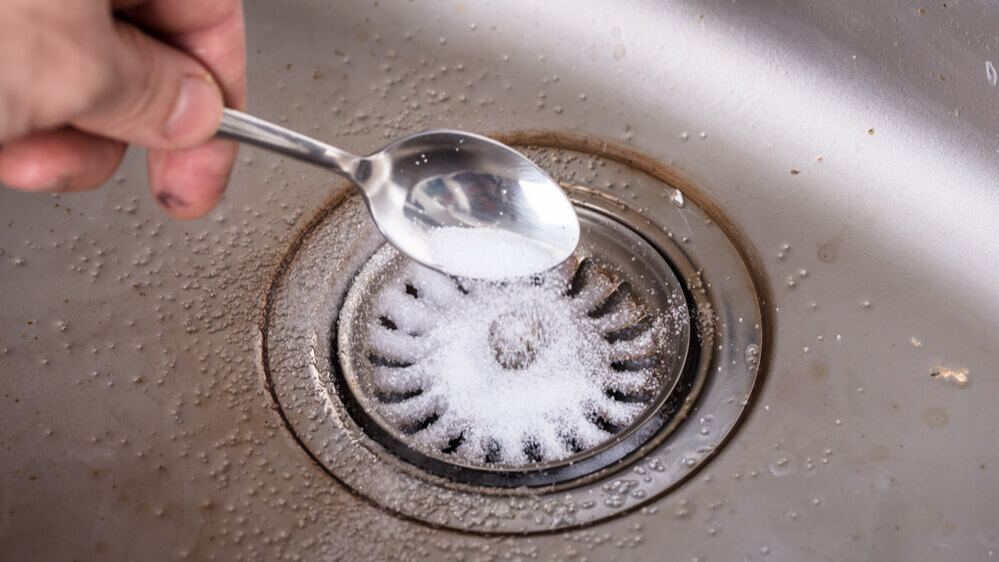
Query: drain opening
334 206 699 487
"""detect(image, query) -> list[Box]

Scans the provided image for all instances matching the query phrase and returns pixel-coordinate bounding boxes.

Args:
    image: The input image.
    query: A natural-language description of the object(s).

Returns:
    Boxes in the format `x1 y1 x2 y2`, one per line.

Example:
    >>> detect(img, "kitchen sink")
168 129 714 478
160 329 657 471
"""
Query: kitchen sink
2 1 997 560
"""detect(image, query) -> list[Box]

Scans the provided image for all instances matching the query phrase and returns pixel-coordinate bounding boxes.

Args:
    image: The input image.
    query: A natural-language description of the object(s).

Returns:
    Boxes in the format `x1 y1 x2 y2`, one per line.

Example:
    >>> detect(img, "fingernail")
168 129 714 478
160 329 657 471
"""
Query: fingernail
163 75 222 143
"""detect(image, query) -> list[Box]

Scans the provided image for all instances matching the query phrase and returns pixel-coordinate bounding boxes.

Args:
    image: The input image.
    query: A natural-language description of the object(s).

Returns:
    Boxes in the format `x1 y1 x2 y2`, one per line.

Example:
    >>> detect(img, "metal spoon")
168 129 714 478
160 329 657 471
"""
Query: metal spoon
217 109 579 279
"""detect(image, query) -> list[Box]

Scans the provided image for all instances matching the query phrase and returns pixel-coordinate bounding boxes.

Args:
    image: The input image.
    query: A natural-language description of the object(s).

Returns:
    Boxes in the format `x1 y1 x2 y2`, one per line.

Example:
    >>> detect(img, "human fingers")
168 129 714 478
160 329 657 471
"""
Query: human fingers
0 128 125 192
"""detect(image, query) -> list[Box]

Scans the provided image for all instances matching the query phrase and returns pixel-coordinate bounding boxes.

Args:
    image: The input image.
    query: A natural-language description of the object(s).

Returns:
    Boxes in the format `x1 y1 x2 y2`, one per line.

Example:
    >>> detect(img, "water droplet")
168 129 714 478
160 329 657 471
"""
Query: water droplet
769 456 793 476
673 499 691 518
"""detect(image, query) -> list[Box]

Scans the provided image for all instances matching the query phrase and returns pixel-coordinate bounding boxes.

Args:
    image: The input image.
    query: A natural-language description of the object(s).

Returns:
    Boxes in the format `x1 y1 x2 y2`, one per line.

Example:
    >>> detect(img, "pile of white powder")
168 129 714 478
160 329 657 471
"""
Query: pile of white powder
363 257 670 466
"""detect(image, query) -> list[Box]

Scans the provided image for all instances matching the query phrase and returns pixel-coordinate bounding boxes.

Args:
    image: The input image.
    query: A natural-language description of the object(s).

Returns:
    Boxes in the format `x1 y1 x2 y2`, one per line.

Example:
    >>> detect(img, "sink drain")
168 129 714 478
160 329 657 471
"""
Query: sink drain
336 207 695 486
262 135 767 533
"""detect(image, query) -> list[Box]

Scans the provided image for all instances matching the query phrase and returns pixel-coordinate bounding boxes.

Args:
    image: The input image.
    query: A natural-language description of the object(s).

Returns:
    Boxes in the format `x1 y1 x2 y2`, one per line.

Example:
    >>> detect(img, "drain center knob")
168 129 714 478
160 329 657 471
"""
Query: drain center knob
488 311 548 370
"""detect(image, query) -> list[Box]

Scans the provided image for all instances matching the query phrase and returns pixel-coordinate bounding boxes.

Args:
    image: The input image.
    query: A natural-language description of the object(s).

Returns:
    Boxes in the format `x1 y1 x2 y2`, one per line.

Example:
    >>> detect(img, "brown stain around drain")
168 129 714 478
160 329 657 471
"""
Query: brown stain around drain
922 407 949 428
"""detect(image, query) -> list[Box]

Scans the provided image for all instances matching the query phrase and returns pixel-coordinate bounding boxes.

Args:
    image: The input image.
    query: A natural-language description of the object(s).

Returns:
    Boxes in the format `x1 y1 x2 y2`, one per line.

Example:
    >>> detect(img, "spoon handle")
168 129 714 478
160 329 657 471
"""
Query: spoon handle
217 109 361 178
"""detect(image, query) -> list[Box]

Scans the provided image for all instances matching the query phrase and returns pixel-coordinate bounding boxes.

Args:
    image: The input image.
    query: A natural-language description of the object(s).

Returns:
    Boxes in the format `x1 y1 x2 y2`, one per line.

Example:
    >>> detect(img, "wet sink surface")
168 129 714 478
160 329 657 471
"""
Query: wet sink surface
2 0 998 560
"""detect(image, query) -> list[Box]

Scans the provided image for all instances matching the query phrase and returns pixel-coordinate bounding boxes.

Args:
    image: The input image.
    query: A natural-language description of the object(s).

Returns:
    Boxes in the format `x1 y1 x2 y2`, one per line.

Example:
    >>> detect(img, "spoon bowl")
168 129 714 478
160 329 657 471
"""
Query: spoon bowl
218 110 579 279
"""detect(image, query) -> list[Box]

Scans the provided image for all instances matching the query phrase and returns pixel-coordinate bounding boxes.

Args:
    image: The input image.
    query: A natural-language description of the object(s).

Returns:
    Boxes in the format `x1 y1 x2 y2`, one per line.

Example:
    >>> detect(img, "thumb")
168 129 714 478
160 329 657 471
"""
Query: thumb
71 21 225 150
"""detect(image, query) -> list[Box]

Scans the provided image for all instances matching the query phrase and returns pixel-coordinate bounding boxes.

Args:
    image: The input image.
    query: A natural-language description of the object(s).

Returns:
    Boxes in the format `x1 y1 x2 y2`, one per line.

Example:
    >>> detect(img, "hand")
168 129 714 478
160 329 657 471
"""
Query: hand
0 0 246 219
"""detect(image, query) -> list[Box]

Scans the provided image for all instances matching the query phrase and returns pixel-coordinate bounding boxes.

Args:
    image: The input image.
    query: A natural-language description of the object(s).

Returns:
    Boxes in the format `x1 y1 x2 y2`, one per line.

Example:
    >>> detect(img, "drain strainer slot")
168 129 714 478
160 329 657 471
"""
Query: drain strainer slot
262 139 766 533
335 207 697 486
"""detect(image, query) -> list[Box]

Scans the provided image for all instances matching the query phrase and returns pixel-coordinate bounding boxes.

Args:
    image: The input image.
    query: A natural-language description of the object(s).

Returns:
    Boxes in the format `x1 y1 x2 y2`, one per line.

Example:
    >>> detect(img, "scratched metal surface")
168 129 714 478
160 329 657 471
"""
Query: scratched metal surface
1 1 997 560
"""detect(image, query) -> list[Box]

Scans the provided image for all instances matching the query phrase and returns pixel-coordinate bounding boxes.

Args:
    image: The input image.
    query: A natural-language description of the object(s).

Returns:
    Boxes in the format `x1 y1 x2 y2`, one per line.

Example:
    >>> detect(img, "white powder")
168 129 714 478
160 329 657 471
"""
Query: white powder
426 226 566 280
364 256 676 466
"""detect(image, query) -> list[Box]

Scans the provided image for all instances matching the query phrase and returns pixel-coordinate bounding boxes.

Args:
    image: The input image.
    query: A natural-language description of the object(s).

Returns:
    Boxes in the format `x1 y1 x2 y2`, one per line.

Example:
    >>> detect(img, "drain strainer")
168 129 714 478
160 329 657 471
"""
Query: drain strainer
336 207 693 486
263 136 767 533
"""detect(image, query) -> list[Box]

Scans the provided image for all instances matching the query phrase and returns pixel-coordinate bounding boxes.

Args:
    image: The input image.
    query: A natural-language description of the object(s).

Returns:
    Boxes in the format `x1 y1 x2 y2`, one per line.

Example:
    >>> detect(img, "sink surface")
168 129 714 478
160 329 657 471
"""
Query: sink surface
2 0 997 560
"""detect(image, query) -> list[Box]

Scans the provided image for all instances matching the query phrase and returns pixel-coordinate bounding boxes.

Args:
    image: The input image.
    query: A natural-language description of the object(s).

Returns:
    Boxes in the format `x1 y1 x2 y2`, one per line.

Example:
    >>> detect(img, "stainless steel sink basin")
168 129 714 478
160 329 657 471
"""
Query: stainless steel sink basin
2 0 997 560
